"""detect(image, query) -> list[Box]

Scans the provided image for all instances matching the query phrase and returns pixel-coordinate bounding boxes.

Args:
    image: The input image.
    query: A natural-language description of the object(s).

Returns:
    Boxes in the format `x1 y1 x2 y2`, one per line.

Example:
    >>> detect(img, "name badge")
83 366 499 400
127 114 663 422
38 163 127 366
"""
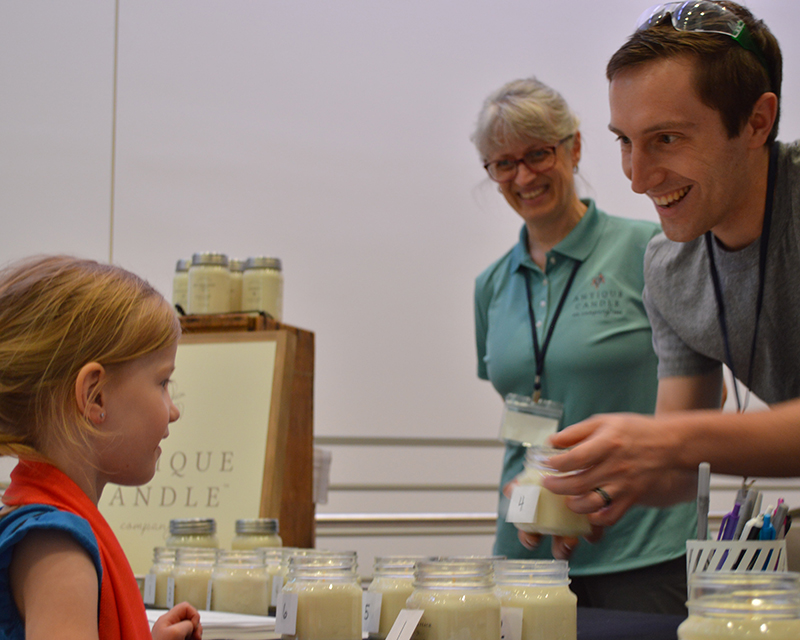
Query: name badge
500 393 563 447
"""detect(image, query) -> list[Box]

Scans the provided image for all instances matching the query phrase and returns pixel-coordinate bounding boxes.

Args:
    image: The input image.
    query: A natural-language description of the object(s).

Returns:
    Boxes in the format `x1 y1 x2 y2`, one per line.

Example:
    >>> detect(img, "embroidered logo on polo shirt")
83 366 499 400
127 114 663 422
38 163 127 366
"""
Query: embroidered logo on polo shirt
592 273 605 289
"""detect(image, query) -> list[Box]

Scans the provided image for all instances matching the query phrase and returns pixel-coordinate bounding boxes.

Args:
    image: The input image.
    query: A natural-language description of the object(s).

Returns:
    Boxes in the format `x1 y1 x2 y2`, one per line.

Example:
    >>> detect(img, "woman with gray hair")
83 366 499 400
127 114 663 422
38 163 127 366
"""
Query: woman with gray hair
473 77 694 613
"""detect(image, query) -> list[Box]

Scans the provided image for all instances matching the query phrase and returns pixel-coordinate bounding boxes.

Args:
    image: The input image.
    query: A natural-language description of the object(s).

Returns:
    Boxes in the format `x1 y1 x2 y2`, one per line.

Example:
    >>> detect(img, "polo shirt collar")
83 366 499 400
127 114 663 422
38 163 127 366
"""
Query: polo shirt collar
509 199 605 272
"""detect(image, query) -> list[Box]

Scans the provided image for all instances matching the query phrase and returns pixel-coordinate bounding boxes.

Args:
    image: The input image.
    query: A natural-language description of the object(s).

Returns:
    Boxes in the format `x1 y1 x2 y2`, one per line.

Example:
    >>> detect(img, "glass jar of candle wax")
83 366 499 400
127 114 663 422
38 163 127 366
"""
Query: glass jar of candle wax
148 546 177 608
678 571 800 639
513 446 592 537
405 559 501 640
172 259 190 313
166 518 219 549
494 559 576 640
367 556 432 640
280 551 361 640
228 258 245 312
211 549 269 615
232 518 282 550
171 547 217 610
242 256 283 320
188 252 230 314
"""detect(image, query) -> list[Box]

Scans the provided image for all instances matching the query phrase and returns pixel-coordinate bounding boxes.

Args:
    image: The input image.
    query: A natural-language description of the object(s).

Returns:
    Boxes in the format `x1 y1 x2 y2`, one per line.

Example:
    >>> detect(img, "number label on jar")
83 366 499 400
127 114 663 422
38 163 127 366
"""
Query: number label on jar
500 607 523 640
362 591 382 633
275 591 298 634
385 609 424 640
506 485 541 524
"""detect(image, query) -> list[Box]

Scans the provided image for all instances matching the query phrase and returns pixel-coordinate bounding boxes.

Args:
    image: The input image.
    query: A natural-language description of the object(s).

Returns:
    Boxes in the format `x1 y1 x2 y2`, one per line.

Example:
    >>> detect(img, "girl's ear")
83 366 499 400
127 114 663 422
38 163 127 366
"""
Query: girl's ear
75 362 106 424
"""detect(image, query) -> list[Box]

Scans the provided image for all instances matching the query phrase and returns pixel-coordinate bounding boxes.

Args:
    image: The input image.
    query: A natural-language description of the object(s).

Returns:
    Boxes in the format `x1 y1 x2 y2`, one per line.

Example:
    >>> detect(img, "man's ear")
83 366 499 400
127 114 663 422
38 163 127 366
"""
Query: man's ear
75 362 106 424
747 92 778 149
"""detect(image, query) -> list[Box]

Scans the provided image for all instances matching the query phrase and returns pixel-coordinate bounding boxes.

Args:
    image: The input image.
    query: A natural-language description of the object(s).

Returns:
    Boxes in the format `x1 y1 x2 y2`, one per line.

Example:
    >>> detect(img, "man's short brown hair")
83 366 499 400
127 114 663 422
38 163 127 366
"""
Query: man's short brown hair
607 1 782 144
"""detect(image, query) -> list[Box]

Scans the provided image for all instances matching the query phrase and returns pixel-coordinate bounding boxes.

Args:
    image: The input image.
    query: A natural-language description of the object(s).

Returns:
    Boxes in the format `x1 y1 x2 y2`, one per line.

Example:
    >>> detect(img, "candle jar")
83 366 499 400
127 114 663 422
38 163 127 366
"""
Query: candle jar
211 549 269 615
280 551 362 640
188 252 230 314
232 518 282 550
166 518 219 549
171 547 217 610
263 547 289 616
678 572 800 639
367 556 431 640
228 258 245 312
242 256 283 320
513 446 592 537
405 558 501 640
494 559 576 640
172 258 190 314
147 546 177 608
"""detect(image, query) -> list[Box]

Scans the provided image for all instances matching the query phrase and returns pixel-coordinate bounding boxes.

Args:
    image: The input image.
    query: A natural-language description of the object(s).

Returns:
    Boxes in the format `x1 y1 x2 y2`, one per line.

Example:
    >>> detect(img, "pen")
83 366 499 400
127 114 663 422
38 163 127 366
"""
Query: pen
773 503 788 540
760 512 776 540
697 462 710 541
717 503 741 541
734 489 758 540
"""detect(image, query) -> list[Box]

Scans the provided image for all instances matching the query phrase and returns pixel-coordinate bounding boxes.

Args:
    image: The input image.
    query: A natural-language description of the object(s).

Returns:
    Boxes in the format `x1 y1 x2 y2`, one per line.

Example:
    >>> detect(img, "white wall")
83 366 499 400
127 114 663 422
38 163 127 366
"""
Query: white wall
2 1 800 549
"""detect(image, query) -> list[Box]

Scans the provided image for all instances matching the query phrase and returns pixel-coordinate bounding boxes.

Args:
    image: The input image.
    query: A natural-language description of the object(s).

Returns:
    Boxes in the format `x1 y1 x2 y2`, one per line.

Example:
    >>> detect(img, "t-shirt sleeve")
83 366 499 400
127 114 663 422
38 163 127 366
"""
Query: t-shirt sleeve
474 275 490 380
643 242 720 379
0 506 103 632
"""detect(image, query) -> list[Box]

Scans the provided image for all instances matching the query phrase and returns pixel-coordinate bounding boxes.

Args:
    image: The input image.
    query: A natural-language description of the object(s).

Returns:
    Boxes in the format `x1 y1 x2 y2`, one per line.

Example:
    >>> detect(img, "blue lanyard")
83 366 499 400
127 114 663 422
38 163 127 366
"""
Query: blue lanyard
704 142 778 411
522 259 582 401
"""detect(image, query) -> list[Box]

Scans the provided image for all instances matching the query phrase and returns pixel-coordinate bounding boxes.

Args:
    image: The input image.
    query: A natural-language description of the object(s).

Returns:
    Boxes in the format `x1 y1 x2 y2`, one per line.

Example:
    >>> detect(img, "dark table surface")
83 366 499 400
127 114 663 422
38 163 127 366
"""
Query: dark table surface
577 607 685 639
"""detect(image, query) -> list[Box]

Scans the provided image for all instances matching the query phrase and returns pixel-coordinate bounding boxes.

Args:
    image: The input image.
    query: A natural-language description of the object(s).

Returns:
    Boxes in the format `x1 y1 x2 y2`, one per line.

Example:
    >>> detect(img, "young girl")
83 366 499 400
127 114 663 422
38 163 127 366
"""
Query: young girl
0 255 203 640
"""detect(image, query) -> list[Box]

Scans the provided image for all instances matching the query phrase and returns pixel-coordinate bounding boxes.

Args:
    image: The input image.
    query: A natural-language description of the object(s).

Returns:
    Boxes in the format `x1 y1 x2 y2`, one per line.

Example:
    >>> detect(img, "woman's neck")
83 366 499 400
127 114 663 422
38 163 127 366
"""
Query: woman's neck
526 198 587 269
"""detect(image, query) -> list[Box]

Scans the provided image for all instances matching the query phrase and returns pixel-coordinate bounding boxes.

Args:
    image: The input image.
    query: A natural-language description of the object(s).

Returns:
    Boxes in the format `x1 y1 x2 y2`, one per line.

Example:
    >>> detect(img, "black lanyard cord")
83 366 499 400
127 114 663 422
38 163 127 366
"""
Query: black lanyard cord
522 259 582 399
705 142 778 412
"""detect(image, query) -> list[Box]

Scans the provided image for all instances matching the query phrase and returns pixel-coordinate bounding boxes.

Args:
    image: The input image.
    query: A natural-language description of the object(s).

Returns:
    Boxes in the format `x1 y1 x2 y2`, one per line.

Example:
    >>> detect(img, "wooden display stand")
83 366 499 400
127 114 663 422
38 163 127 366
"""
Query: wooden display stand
180 313 315 549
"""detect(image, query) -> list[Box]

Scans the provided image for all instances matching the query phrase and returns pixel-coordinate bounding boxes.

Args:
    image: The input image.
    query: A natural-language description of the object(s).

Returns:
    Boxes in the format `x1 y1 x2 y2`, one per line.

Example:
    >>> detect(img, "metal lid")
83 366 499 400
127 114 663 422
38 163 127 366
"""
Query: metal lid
169 517 217 535
191 252 229 268
228 258 246 272
244 256 282 271
175 258 190 272
235 518 280 535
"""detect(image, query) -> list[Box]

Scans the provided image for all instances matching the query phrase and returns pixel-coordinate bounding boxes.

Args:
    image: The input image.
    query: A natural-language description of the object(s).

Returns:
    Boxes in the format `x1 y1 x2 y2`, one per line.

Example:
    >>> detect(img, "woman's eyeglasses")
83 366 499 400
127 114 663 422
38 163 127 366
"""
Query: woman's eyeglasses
483 136 573 183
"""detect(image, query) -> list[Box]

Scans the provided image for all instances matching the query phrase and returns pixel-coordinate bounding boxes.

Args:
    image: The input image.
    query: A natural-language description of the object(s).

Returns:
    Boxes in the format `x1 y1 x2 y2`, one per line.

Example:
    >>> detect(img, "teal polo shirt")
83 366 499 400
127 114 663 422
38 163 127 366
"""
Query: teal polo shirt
475 199 696 575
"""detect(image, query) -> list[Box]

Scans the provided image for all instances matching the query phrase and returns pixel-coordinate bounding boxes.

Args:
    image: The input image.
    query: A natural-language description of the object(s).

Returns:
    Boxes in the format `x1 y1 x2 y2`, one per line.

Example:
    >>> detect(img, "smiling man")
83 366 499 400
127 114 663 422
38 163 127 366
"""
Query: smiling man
545 1 800 525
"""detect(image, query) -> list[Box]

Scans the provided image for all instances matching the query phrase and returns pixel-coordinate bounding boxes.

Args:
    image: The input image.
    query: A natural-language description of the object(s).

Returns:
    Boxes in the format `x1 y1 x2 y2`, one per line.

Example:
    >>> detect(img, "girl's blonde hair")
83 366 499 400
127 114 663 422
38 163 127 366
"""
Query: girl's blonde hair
0 255 180 460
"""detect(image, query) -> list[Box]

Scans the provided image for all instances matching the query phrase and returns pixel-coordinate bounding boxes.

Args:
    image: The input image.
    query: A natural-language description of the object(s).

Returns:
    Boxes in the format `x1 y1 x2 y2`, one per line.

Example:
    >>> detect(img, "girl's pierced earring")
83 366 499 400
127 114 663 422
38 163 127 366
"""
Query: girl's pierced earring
100 412 105 420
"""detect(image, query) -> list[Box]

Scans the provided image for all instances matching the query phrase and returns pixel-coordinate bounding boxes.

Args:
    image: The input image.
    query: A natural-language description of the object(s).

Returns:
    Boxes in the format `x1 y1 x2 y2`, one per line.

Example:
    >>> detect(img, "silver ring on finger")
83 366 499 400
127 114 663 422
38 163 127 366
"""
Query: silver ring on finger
593 486 613 508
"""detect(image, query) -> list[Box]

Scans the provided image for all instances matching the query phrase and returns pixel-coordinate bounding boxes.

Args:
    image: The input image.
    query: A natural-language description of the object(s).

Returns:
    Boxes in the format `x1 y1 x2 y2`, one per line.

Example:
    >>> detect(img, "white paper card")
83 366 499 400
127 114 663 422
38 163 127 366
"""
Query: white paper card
500 607 523 640
275 591 298 634
205 579 213 611
385 609 424 640
166 576 175 609
500 409 559 447
271 574 284 606
143 574 156 606
362 591 382 633
506 484 541 524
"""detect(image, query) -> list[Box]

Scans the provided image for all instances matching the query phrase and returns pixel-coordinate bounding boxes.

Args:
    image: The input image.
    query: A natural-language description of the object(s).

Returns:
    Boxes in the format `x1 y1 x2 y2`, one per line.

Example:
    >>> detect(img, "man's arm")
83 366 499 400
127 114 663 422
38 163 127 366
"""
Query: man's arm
543 371 800 525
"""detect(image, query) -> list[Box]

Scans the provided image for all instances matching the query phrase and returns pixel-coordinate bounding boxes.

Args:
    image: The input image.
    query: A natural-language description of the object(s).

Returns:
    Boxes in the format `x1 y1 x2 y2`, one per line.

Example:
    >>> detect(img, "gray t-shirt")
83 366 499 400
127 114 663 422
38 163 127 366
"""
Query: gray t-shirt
643 140 800 405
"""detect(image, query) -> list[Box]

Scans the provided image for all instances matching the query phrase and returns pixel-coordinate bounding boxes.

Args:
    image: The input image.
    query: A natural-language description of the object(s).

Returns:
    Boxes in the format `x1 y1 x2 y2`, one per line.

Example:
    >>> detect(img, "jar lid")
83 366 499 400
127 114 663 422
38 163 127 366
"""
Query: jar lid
169 517 217 535
191 252 229 267
175 258 190 272
228 258 246 272
244 256 282 271
235 518 280 535
494 559 569 585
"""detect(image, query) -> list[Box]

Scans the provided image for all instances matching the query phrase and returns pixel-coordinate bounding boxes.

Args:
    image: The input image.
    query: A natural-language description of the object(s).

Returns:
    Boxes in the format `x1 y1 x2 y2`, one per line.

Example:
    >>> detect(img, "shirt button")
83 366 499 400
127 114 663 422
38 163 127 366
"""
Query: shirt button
550 257 556 265
542 279 548 286
540 300 546 308
536 321 543 328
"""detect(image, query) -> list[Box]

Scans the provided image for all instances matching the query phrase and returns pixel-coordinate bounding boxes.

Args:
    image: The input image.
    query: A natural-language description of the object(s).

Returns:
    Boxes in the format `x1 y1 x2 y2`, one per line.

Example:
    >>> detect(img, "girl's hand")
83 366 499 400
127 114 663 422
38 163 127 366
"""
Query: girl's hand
152 602 202 640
